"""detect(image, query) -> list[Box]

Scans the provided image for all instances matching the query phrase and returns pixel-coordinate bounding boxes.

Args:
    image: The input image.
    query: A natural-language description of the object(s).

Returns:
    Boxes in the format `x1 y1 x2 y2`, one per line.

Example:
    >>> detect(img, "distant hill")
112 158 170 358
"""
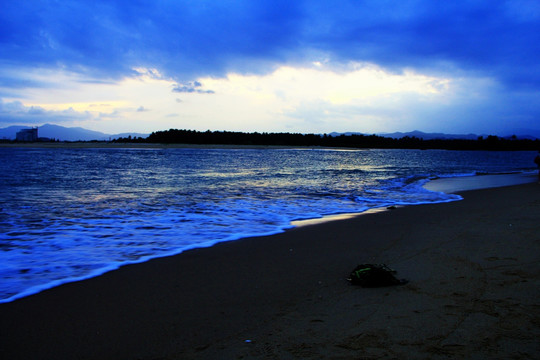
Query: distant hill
0 124 148 141
328 130 480 139
38 124 111 141
377 130 482 140
0 125 28 140
330 130 539 140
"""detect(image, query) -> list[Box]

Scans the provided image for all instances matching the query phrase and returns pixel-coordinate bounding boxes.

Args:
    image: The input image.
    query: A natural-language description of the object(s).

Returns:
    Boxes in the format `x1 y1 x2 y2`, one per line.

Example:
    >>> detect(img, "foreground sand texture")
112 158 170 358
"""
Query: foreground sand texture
1 183 539 359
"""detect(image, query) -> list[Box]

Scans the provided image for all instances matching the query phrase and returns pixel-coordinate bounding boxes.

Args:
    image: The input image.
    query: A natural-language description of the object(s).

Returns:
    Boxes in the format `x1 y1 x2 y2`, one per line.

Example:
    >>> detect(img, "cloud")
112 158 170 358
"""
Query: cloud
1 1 538 90
172 82 215 94
1 1 539 135
0 99 92 125
136 106 149 112
306 2 540 87
0 0 302 81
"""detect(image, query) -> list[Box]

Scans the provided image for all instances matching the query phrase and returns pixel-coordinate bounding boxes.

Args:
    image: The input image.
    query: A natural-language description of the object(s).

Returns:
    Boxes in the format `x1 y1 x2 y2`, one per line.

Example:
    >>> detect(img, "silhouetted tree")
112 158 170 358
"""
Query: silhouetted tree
115 128 540 151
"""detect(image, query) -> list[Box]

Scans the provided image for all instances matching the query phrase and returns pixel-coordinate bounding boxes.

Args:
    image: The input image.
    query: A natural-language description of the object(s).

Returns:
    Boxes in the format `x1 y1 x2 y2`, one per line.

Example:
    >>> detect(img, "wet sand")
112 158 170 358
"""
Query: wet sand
1 183 539 359
424 173 537 193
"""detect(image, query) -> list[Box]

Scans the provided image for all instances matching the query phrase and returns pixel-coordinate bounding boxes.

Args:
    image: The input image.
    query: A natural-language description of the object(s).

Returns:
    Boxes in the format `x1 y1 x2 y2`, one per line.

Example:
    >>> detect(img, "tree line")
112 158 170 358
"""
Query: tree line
113 129 540 151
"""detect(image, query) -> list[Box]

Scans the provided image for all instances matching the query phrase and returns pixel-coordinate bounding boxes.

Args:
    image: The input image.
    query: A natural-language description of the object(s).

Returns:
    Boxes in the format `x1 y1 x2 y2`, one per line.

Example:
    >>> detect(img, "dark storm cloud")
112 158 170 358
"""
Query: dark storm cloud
0 0 302 81
306 1 540 88
0 0 539 89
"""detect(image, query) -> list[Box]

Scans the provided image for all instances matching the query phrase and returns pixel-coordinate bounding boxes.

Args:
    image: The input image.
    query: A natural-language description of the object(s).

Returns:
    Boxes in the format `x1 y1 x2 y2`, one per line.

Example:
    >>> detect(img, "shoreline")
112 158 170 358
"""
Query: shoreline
1 173 533 304
424 172 537 193
1 182 539 359
0 141 355 150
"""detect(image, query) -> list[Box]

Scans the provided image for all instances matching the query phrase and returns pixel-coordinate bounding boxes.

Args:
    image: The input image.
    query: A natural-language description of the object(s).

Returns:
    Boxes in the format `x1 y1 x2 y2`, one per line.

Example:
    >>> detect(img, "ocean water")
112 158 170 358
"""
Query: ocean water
0 147 536 302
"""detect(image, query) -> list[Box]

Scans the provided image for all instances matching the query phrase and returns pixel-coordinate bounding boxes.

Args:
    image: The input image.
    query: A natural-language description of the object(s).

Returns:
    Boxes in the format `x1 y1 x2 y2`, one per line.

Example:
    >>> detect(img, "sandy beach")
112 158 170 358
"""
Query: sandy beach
1 182 539 359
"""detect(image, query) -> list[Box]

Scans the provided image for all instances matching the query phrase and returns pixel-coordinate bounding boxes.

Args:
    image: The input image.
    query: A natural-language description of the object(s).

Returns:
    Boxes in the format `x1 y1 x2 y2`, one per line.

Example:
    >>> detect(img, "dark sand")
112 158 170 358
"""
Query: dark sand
1 183 539 359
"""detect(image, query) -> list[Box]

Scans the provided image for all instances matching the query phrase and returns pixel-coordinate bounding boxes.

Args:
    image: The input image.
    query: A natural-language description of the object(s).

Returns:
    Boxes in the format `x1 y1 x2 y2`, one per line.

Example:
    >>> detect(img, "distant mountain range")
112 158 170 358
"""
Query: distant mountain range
377 130 481 140
0 124 148 141
1 124 538 142
331 130 540 140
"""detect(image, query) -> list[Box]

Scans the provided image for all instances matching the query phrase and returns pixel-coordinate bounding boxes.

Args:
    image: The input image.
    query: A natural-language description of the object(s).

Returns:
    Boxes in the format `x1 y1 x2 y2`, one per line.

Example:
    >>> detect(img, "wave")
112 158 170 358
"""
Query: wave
1 148 536 303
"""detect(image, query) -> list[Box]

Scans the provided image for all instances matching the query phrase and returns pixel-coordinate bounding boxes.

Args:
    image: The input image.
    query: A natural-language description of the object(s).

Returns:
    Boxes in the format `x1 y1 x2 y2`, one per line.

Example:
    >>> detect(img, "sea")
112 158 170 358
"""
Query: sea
0 147 537 303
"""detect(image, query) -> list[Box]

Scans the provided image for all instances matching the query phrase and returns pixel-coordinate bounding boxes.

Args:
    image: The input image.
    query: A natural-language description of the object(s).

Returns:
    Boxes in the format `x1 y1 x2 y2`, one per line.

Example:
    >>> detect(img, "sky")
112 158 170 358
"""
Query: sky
1 0 540 136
